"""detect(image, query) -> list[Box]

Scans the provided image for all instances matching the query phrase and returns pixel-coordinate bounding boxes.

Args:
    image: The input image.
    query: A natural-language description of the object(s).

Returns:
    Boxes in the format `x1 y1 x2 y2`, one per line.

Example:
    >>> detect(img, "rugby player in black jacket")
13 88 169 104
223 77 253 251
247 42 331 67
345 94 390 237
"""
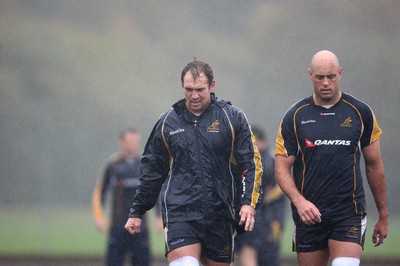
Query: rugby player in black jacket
125 60 263 266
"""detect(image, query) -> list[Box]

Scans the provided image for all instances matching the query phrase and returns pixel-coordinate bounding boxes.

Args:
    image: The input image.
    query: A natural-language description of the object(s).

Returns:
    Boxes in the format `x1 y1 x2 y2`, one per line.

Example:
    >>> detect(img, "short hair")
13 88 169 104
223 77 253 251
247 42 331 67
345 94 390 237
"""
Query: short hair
181 59 214 86
119 128 138 139
251 125 266 142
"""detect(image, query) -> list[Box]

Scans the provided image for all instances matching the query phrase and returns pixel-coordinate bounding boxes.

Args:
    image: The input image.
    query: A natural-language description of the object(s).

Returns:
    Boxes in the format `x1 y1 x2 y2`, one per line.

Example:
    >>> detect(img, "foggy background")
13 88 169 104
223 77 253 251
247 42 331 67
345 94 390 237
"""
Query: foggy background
1 0 399 221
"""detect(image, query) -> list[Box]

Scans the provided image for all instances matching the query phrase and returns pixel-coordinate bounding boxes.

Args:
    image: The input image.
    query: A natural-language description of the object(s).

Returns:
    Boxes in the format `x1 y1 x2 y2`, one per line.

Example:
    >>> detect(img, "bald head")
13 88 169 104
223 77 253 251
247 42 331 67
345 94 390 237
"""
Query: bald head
310 50 340 72
308 50 342 106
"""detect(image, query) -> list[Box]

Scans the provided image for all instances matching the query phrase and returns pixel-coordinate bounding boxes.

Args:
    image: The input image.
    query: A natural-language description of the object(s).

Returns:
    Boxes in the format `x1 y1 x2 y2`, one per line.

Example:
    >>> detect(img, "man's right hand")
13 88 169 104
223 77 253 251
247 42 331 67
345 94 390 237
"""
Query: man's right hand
294 197 322 225
125 217 142 234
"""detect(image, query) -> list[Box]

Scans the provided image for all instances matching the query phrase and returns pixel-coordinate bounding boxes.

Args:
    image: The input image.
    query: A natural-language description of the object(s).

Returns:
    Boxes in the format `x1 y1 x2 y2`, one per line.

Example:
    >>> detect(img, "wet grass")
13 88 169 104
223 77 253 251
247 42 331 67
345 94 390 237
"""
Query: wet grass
0 205 398 260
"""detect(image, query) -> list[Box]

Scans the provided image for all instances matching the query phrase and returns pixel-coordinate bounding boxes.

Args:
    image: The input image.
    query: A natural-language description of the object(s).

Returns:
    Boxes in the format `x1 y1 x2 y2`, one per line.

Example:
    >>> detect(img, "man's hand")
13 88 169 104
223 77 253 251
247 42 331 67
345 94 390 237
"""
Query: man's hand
155 216 164 233
124 217 142 235
95 218 106 233
372 215 388 247
239 205 256 231
294 197 321 225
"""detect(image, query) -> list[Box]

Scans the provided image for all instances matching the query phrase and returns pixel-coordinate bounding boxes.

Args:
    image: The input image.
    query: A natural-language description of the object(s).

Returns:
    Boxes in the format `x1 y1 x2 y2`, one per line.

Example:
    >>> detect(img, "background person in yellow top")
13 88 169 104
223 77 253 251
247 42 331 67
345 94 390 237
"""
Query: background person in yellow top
235 125 287 266
92 128 151 266
275 50 388 266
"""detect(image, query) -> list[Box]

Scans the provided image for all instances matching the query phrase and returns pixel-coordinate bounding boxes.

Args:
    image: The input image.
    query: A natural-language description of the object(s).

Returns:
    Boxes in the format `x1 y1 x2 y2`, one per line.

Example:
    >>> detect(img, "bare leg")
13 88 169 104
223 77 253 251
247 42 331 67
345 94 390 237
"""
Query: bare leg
239 246 257 266
328 239 362 261
297 249 329 266
206 259 231 266
167 243 202 263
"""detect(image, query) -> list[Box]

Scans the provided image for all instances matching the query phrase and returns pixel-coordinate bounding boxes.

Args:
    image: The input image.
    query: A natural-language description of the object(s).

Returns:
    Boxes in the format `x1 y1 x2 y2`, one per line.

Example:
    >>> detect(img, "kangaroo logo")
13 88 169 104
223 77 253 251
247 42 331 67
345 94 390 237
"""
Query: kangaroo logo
207 120 220 132
340 117 352 127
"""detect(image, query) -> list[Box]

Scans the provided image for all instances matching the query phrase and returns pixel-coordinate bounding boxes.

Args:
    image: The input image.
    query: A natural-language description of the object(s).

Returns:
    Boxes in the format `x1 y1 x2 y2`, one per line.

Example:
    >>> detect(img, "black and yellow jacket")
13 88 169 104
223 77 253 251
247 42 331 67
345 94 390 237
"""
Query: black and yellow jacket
129 93 263 224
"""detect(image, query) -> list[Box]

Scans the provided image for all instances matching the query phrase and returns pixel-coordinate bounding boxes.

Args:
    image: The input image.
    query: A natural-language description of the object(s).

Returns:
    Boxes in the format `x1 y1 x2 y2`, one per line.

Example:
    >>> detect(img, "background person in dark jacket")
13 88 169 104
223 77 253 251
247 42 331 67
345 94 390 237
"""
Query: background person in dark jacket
235 125 287 266
92 128 150 266
125 60 263 266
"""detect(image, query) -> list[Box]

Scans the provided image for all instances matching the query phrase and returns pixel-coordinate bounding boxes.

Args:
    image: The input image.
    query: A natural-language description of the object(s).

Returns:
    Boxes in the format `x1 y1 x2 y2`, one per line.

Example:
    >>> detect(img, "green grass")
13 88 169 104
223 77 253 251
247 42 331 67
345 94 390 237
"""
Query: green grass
0 206 105 256
0 205 398 260
0 205 165 258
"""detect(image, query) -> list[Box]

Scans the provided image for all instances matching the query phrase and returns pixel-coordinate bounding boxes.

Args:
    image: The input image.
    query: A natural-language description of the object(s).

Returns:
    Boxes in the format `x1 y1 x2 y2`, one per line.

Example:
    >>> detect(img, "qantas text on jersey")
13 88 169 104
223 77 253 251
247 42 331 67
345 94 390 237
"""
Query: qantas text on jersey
305 138 351 148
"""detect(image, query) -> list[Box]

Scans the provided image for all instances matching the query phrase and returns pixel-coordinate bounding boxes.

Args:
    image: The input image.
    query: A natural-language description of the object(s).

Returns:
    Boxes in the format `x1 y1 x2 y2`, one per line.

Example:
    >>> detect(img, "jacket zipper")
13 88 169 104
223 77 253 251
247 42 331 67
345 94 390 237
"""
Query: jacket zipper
193 119 207 216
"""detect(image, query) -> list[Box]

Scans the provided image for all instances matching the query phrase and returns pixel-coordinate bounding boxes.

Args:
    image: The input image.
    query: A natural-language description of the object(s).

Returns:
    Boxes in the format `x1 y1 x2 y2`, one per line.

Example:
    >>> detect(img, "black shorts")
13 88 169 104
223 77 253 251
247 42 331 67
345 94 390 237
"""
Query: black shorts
165 219 235 263
293 213 367 253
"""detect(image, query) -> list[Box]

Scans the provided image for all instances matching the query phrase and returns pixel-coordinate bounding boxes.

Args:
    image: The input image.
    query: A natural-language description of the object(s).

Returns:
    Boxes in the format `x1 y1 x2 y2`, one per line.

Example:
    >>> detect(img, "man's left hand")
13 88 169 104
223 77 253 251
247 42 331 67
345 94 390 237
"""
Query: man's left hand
239 205 256 231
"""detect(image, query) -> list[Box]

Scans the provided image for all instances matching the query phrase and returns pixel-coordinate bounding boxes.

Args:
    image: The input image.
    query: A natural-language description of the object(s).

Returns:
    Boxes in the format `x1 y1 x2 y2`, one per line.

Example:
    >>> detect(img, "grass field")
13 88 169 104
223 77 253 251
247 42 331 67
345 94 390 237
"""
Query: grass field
0 205 398 260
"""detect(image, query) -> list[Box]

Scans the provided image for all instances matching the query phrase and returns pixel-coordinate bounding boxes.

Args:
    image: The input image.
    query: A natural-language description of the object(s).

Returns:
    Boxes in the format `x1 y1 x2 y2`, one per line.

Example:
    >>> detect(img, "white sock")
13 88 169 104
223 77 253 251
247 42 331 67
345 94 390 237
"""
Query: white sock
169 256 200 266
331 257 360 266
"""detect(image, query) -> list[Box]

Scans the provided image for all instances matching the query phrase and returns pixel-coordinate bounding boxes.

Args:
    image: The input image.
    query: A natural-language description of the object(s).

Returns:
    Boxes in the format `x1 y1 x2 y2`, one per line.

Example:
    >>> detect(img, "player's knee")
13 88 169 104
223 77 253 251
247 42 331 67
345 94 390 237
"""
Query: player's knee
169 256 200 266
331 257 360 266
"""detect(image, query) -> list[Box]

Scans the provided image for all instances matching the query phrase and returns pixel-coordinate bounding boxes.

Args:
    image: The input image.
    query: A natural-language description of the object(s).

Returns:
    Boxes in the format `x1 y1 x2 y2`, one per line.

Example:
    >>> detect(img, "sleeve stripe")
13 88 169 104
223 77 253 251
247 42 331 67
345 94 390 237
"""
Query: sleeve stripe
371 112 382 143
275 122 287 156
250 131 263 208
92 164 107 221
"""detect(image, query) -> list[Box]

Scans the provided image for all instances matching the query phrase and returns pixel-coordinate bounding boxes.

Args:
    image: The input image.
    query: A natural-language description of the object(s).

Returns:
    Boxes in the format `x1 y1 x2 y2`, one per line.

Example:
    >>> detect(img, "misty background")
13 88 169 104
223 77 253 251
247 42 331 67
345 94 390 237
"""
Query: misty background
1 0 399 222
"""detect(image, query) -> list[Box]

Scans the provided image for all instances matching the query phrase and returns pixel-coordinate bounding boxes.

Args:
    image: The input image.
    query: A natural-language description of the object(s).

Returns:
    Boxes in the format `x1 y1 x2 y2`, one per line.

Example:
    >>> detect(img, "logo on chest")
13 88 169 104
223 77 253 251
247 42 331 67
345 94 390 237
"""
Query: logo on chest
301 119 316 124
207 120 220 133
320 112 335 116
340 117 352 127
170 128 185 135
305 138 351 148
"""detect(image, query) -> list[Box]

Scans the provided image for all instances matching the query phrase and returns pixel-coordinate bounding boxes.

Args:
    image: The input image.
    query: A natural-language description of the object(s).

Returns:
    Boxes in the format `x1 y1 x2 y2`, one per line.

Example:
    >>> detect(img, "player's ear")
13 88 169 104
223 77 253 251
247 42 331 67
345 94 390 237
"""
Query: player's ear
209 79 215 92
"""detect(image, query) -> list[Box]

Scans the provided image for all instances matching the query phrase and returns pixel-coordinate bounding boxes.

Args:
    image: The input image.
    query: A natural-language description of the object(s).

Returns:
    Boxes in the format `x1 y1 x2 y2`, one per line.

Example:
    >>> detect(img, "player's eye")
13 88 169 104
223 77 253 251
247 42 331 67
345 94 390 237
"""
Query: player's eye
315 74 336 80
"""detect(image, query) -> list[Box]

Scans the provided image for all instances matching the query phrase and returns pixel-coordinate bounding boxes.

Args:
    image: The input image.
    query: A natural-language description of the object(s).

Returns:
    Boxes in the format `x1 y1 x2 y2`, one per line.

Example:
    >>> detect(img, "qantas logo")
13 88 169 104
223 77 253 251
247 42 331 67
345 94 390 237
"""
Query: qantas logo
305 138 351 148
305 138 316 148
